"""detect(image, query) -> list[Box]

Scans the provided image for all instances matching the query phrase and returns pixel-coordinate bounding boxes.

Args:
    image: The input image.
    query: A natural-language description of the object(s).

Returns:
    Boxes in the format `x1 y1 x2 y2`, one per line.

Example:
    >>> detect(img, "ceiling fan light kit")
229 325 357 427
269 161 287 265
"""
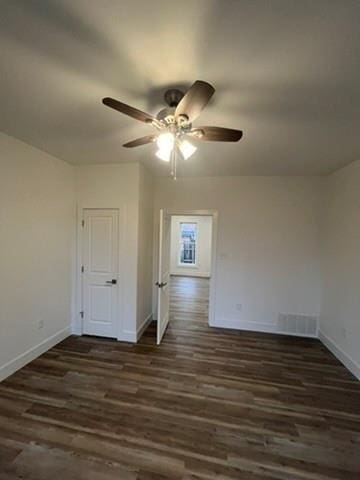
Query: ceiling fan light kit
156 132 175 161
179 139 197 160
102 80 243 178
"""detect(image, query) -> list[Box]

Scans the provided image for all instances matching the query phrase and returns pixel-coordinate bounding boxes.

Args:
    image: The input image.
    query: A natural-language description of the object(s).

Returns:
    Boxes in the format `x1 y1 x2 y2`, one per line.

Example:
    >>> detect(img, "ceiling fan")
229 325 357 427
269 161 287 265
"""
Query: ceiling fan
102 80 243 177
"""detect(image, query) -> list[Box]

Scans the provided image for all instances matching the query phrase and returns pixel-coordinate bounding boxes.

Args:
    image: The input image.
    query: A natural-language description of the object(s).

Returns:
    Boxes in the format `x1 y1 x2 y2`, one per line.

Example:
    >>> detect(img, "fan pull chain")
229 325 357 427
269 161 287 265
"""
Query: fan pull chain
170 145 177 180
174 147 177 180
170 148 174 177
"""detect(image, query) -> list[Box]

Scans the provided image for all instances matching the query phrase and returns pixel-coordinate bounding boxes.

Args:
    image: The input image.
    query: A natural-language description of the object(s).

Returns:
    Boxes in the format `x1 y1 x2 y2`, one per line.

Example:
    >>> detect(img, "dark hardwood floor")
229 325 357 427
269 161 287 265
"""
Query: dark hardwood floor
170 275 209 324
1 276 360 479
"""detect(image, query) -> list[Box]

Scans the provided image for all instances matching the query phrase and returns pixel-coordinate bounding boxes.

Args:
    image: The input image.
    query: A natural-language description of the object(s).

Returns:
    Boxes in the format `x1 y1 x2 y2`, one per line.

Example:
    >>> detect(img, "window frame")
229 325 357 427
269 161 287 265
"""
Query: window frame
178 221 198 268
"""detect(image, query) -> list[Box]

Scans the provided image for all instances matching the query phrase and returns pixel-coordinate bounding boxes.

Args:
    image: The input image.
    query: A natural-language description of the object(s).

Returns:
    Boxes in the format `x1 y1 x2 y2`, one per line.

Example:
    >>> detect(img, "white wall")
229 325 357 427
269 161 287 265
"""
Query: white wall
170 215 212 277
2 129 359 380
320 160 360 378
0 133 75 380
75 163 141 342
136 164 154 337
154 176 322 331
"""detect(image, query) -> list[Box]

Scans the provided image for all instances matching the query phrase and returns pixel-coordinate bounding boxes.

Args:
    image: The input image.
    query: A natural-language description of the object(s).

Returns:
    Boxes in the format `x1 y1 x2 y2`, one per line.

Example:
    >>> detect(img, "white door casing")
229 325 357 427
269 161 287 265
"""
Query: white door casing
152 209 218 329
82 209 119 338
156 209 171 344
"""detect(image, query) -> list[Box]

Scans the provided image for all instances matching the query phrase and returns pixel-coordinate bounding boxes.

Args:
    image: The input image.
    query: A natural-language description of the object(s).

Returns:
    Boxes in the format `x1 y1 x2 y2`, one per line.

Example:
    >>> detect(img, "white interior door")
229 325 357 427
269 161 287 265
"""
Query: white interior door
82 209 119 338
157 209 171 344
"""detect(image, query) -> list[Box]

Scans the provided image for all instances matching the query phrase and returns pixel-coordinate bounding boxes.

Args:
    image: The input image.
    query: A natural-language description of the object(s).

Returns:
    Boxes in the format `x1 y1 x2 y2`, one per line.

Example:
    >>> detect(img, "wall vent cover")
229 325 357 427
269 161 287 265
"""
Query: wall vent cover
278 313 318 337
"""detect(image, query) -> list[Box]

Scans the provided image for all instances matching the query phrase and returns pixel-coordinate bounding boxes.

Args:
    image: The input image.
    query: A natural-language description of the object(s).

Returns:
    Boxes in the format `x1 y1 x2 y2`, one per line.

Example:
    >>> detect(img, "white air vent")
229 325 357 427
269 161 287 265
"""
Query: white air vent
278 313 318 337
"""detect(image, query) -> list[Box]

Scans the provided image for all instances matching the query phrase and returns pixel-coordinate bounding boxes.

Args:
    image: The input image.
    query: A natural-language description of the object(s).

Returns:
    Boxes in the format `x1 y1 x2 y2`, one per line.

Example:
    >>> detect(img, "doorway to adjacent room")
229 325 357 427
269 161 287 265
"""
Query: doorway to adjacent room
155 210 217 344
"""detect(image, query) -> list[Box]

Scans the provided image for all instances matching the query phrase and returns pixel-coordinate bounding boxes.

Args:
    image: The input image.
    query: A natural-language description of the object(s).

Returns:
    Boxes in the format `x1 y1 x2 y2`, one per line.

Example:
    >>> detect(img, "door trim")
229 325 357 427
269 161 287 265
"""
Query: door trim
153 209 218 328
74 206 125 340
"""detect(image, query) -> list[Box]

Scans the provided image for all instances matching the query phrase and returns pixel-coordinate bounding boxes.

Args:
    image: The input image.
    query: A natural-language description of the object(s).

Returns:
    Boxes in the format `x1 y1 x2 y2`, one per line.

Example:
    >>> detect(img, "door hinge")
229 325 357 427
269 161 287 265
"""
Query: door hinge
80 311 84 319
81 265 84 273
81 220 85 227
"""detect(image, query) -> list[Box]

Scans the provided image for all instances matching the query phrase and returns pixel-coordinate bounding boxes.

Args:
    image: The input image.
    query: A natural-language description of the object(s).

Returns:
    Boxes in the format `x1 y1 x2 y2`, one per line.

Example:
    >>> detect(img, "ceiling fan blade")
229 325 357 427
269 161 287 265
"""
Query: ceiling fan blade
123 135 157 148
102 97 156 124
190 126 243 142
175 81 215 122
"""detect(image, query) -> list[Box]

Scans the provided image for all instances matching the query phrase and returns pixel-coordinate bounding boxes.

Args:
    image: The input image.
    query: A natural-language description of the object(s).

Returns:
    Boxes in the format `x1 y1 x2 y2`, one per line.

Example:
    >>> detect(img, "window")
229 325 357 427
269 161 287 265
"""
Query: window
179 222 197 265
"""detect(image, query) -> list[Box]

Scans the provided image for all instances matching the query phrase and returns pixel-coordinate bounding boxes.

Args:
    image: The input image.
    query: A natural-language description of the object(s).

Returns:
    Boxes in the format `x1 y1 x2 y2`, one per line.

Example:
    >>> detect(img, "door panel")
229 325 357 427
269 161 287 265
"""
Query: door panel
90 285 112 322
157 209 171 344
82 209 118 338
89 216 114 272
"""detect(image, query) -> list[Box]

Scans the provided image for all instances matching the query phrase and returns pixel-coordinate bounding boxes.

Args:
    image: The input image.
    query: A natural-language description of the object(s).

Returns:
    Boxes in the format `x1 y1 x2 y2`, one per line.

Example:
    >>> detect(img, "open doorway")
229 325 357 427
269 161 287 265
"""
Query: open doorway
169 215 212 328
155 210 218 344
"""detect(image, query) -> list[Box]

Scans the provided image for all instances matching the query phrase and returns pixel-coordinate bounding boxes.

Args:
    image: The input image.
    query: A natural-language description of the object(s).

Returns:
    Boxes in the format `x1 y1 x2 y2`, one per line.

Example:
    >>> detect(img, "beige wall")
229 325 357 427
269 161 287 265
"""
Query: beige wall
1 129 359 380
154 176 323 331
136 164 154 334
0 133 75 380
74 163 140 341
320 160 360 377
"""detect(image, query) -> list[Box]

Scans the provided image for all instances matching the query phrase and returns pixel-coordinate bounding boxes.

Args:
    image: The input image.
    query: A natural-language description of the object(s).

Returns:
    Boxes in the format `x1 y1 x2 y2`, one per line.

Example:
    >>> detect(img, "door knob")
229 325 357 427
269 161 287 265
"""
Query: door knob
106 279 117 285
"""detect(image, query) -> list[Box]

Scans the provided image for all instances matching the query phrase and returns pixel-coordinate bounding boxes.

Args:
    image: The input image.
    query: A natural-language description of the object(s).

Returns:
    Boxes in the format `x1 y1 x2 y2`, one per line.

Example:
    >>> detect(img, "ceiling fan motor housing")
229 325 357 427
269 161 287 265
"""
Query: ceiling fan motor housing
164 88 184 107
156 107 192 134
156 107 176 123
158 90 190 128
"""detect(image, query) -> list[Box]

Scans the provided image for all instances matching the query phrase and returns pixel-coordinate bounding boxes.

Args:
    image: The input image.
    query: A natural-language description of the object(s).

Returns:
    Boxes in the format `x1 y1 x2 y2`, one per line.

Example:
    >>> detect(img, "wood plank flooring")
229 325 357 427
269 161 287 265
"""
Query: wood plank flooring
1 275 360 479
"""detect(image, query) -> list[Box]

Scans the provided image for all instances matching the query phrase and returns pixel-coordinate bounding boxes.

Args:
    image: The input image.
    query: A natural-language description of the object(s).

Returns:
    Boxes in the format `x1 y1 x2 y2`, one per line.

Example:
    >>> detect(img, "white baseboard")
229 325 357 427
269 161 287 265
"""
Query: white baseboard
171 272 210 278
71 313 153 344
0 326 71 382
71 322 82 335
120 313 152 343
136 313 153 341
210 318 318 338
210 317 277 334
319 331 360 380
120 330 137 342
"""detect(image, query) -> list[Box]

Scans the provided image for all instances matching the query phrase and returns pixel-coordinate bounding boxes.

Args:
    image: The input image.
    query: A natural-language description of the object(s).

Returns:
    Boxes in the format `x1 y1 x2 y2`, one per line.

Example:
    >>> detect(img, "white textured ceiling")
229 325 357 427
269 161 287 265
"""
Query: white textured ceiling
1 0 360 176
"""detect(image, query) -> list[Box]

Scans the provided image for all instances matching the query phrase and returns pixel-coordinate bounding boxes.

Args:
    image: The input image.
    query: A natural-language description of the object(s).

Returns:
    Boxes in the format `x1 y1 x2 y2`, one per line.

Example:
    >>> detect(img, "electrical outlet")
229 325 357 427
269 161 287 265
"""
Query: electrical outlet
235 303 242 312
38 319 44 330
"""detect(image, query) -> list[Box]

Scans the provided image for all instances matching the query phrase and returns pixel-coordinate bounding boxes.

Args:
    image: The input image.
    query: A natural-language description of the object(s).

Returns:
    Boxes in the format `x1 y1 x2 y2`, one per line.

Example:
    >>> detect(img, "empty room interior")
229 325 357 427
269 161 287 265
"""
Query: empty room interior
1 1 360 478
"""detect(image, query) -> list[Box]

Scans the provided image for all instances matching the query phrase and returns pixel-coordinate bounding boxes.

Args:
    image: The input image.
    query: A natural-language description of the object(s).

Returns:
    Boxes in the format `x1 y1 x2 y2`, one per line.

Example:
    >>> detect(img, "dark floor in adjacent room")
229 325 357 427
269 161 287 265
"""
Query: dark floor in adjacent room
0 276 359 479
